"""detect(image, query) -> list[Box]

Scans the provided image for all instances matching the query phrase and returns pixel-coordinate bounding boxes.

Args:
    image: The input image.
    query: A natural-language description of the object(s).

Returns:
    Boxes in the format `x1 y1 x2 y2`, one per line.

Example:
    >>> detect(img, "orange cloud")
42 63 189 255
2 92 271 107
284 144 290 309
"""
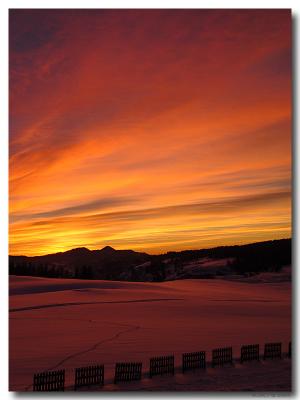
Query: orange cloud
9 9 291 255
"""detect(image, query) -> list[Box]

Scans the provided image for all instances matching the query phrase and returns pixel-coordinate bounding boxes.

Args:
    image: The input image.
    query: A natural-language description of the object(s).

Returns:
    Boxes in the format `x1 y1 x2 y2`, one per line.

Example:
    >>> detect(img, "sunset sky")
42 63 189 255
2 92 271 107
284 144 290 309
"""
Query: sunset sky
9 9 291 256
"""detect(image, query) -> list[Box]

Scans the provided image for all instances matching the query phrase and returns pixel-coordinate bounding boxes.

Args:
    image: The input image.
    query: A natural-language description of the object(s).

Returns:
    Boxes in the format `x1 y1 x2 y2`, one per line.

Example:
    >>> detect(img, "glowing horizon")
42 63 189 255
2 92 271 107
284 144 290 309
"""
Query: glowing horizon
9 9 291 256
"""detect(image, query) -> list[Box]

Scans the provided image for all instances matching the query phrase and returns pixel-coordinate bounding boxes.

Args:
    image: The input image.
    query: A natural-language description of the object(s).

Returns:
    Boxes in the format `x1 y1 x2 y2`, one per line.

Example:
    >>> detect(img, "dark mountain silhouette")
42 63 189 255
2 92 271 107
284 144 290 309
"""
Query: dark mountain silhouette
9 246 150 280
9 238 291 282
100 245 116 254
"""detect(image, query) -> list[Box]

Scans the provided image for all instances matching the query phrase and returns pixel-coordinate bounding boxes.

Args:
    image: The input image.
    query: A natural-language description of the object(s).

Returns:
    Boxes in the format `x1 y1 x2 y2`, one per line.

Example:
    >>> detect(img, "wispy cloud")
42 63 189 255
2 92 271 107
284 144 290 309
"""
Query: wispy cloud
9 9 291 255
10 196 140 223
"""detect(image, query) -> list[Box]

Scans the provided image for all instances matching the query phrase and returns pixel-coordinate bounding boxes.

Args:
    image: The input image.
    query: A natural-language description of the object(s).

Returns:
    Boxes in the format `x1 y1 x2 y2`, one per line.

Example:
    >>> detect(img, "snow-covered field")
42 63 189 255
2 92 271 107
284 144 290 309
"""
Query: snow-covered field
9 276 291 391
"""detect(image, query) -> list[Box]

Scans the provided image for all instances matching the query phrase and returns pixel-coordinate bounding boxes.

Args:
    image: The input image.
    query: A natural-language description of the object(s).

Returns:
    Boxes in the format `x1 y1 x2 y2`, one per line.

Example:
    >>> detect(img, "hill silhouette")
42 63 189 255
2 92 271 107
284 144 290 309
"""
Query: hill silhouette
9 238 291 282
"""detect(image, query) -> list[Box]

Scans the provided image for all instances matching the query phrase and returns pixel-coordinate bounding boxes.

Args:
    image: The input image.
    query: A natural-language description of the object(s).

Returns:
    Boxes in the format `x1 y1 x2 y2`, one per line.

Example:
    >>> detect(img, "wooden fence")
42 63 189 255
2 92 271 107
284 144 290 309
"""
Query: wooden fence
33 370 65 391
212 347 233 367
31 340 291 390
74 365 104 390
149 355 174 377
182 351 206 372
114 362 142 383
263 342 282 360
240 344 260 363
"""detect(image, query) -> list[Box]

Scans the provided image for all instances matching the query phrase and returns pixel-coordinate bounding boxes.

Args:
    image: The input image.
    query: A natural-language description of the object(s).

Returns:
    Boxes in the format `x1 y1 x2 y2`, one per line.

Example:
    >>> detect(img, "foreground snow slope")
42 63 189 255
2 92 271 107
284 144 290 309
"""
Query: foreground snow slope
9 276 291 391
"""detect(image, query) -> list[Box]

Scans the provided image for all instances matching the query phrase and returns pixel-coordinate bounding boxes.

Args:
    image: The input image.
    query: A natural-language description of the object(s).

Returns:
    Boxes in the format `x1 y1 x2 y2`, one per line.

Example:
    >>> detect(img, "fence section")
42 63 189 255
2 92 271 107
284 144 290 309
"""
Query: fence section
240 344 260 363
263 342 282 360
182 351 206 372
74 365 104 390
212 347 233 367
149 355 174 377
33 370 65 391
114 362 142 383
31 339 291 390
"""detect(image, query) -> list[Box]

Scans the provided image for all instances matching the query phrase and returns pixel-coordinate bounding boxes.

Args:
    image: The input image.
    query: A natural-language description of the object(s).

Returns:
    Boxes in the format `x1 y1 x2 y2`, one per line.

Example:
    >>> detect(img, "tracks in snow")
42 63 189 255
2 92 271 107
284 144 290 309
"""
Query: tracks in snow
10 298 184 313
24 322 140 391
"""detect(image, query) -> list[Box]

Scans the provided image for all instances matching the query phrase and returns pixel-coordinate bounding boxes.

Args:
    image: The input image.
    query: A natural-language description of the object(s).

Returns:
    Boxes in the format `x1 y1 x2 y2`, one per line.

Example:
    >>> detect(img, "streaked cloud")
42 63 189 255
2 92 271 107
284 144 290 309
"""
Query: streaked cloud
10 196 141 223
9 9 291 255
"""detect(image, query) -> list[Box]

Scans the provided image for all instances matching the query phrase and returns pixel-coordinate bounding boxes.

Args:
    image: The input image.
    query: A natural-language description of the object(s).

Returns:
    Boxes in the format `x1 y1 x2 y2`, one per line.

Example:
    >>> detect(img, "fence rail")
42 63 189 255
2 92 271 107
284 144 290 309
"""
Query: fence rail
114 362 142 383
33 370 65 391
149 355 174 377
240 344 260 363
74 365 104 390
263 342 282 360
182 351 206 372
31 340 291 390
212 347 233 367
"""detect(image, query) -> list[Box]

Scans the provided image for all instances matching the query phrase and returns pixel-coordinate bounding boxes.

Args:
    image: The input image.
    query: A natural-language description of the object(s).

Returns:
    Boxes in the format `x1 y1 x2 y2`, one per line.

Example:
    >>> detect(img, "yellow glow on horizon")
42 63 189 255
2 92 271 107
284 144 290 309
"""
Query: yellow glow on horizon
9 10 291 256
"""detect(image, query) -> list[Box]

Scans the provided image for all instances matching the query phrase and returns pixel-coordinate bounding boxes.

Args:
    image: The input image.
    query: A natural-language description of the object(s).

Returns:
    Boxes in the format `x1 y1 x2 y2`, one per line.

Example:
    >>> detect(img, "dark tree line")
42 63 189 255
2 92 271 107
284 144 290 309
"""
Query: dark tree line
147 257 166 282
9 261 65 278
171 239 291 275
9 239 291 281
9 260 94 280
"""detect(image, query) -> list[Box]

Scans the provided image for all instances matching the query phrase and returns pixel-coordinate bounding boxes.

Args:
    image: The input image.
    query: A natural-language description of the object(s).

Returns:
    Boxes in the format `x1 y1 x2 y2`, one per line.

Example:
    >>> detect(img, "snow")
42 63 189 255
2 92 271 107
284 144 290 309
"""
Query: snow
221 266 292 283
180 257 235 277
9 276 291 391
